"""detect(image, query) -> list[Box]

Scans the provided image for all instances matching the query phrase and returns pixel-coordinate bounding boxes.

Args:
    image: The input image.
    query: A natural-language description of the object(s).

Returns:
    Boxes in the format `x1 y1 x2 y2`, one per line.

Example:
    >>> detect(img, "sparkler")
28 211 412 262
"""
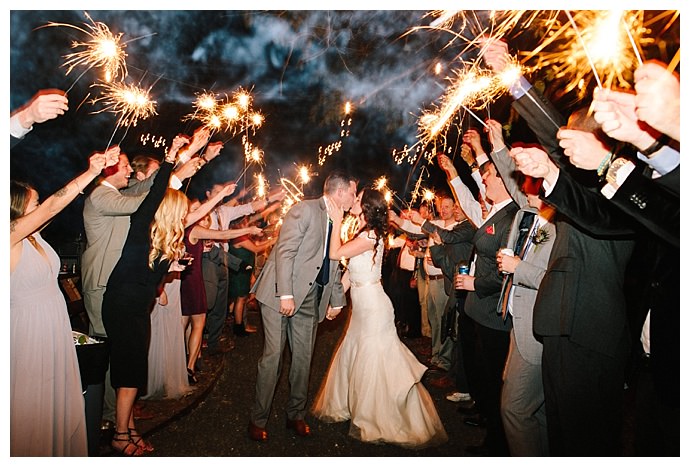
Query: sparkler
372 176 405 211
521 10 649 98
235 138 265 183
280 178 305 205
340 215 360 243
255 173 268 199
90 81 157 148
43 12 128 93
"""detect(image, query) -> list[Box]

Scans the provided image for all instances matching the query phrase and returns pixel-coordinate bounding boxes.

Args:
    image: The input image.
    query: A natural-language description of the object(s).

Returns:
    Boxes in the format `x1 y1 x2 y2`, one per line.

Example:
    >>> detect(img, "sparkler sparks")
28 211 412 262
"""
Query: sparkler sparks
90 81 157 128
184 87 264 138
44 12 128 88
521 10 650 97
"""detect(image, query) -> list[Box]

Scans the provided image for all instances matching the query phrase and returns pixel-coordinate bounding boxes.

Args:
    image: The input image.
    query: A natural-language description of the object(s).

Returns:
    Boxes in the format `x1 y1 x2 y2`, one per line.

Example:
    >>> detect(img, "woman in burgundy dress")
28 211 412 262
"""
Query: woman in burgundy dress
181 213 262 383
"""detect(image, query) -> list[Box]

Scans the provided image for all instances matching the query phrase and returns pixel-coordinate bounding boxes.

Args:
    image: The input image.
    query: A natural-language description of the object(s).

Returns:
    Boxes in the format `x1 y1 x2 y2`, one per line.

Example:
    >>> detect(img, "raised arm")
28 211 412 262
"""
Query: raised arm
10 146 119 247
184 183 236 227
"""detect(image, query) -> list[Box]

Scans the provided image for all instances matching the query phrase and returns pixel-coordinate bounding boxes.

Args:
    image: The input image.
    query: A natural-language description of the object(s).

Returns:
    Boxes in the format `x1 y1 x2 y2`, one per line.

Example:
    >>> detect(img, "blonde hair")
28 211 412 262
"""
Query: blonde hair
149 189 188 269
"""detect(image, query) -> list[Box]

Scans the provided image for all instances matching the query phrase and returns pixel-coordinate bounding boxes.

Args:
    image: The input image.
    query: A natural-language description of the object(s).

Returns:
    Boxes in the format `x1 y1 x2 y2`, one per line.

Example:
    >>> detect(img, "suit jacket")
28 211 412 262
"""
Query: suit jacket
464 202 518 332
609 164 679 248
513 86 635 357
81 176 153 292
502 208 556 364
490 146 555 364
251 197 346 322
425 219 476 299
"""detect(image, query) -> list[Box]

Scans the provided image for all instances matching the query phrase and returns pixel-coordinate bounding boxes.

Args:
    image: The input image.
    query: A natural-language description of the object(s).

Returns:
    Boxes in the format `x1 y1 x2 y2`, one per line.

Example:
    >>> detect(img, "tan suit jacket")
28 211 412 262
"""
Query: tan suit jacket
252 197 345 322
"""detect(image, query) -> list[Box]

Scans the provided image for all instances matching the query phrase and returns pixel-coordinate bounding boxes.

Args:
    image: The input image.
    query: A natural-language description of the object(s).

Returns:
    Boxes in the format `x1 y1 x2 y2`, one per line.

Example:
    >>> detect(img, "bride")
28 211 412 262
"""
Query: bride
312 188 448 449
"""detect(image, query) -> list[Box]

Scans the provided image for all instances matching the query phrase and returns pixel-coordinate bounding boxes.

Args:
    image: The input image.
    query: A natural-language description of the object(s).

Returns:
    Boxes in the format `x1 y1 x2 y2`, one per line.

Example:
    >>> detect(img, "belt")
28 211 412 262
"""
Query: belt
428 274 445 280
350 279 381 288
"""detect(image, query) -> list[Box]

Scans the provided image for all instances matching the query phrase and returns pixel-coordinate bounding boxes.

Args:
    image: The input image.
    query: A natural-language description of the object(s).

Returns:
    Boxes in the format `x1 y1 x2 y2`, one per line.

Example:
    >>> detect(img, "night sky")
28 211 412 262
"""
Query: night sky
9 9 681 246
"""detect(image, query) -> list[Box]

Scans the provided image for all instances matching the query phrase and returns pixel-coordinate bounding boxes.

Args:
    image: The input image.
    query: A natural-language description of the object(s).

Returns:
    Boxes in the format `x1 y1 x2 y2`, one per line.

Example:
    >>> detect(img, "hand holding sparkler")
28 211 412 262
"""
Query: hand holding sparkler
436 153 459 180
479 37 511 73
88 145 121 176
165 135 190 164
407 209 426 226
556 128 611 171
633 61 680 142
179 127 211 163
591 88 658 151
510 147 559 185
485 119 507 153
202 141 224 163
462 128 485 157
12 89 69 130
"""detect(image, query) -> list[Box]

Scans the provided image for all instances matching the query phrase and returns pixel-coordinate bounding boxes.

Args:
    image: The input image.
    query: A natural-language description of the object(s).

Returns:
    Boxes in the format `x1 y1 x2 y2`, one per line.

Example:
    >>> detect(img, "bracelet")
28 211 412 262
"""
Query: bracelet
639 134 669 157
596 150 615 178
73 180 84 195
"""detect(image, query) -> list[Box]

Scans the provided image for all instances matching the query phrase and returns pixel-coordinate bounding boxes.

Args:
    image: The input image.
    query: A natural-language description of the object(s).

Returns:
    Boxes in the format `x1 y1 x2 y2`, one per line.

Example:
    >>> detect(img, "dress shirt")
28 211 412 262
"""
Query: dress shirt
506 214 544 316
449 173 490 228
10 115 31 139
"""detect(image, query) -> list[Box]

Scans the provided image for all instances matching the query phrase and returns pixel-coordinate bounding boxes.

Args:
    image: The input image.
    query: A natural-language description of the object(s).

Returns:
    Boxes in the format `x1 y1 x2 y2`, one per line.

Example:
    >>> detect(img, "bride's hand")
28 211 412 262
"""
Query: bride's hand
325 305 342 321
325 197 343 224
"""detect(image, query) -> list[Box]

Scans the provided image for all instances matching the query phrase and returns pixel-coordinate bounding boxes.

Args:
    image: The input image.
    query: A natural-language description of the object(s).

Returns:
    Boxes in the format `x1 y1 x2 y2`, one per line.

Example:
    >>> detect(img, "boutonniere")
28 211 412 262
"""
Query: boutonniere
532 226 550 245
485 224 495 235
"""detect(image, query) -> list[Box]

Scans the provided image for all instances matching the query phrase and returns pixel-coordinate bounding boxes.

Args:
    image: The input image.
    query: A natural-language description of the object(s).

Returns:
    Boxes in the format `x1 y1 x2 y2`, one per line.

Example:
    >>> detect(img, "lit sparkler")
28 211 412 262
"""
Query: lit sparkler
44 12 128 90
255 173 267 199
340 214 360 243
522 10 650 98
90 81 157 128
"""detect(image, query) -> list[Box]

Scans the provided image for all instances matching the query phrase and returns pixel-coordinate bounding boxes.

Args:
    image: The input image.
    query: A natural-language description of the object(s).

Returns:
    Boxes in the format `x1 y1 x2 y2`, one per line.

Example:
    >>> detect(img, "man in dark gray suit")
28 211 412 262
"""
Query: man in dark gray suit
440 154 518 455
248 171 356 442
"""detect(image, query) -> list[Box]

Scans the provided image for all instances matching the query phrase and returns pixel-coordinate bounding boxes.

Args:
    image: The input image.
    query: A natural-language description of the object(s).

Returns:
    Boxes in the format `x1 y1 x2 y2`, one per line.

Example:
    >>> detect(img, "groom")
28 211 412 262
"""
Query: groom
248 170 357 441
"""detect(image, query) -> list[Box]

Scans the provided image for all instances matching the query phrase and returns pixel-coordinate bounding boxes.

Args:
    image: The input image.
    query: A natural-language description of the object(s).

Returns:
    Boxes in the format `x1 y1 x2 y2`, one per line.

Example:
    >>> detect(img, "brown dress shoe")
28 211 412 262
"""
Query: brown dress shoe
248 421 268 442
286 418 311 437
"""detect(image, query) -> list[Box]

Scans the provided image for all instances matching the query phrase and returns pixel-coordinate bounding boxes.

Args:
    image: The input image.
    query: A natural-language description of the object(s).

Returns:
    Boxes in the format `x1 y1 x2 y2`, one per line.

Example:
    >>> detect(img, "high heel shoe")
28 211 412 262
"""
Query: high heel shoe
187 368 198 385
128 427 154 452
111 431 144 456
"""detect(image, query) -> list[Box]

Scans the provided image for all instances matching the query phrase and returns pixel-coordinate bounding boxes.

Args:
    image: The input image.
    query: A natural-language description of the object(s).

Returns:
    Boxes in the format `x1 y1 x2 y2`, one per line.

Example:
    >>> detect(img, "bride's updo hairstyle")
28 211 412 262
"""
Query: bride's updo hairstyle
359 188 388 251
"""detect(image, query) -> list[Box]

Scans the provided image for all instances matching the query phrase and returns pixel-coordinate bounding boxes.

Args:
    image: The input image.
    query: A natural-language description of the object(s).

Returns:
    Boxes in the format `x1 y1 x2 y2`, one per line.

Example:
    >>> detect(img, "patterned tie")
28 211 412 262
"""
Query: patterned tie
499 212 537 320
316 219 333 286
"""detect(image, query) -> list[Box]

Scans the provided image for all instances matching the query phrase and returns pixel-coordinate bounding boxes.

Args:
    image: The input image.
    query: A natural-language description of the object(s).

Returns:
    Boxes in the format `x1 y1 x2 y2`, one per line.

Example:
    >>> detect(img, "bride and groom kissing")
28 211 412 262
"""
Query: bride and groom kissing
248 170 447 449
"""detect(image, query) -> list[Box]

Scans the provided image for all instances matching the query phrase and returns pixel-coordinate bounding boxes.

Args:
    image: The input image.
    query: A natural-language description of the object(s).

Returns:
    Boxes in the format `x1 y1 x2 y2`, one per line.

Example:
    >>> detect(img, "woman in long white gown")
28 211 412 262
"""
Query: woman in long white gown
312 188 447 449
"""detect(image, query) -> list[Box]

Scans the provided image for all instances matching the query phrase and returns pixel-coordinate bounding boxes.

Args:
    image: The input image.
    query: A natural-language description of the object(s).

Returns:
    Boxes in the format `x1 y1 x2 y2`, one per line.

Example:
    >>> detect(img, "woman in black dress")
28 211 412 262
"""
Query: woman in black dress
102 135 189 456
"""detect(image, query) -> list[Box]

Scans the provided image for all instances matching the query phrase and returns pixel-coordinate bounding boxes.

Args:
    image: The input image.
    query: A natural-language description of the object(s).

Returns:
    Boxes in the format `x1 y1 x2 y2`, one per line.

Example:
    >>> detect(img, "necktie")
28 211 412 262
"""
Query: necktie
316 219 333 285
499 212 537 320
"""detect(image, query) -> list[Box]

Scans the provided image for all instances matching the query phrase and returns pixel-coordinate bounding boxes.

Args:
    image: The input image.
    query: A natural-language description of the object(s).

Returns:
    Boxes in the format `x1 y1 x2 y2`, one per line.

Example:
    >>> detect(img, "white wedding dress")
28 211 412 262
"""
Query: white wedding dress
312 232 448 449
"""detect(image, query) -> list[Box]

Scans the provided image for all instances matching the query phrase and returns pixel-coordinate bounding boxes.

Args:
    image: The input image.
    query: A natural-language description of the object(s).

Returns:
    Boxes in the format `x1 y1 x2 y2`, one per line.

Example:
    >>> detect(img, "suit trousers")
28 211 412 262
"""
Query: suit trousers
500 329 548 456
427 278 450 367
251 284 321 427
474 320 510 454
541 335 627 456
417 275 431 337
202 247 229 351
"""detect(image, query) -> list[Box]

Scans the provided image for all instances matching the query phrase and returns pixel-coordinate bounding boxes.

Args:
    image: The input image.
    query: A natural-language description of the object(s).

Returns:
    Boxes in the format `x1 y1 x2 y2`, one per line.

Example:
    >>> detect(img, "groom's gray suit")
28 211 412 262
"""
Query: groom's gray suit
251 196 346 427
